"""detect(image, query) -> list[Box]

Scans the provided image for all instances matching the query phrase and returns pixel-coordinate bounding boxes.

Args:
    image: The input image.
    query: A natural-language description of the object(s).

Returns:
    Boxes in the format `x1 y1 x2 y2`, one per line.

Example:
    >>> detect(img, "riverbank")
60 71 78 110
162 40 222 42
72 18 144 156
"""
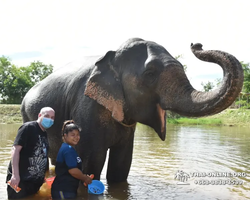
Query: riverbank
0 104 250 126
167 109 250 127
0 104 22 124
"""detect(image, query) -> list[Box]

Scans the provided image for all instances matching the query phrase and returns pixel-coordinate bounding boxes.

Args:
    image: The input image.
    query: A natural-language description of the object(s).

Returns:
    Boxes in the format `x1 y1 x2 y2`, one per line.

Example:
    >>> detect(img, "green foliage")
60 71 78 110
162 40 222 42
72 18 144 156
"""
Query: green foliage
166 111 181 124
234 62 250 108
167 118 180 124
201 81 214 92
241 62 250 93
235 98 250 109
0 56 53 104
172 117 222 125
166 110 181 119
28 61 53 83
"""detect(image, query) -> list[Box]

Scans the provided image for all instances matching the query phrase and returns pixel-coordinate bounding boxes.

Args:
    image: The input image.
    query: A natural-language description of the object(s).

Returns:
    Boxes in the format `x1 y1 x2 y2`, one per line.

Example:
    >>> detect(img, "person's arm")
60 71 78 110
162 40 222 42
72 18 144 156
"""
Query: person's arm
68 168 92 185
9 145 22 187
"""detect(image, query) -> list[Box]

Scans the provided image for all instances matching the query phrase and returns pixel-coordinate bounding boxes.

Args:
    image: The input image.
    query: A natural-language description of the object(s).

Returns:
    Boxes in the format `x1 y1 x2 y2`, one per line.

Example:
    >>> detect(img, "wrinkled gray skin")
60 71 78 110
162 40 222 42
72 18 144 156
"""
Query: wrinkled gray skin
21 38 243 182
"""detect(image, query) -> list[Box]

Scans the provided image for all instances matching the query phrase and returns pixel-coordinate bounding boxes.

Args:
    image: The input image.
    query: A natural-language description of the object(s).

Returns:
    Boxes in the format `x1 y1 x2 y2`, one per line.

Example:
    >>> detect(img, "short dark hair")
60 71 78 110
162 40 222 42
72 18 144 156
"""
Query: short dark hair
61 120 81 136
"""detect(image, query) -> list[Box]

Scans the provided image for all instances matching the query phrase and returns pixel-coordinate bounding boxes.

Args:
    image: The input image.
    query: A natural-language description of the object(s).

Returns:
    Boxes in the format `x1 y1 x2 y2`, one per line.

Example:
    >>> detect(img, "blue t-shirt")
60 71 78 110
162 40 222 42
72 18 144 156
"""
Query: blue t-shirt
51 143 82 192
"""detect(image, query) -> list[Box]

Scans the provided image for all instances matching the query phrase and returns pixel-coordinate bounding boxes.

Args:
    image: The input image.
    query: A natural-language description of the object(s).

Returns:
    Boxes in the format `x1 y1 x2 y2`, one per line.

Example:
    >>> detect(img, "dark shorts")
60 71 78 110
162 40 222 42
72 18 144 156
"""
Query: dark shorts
7 180 43 199
51 190 77 199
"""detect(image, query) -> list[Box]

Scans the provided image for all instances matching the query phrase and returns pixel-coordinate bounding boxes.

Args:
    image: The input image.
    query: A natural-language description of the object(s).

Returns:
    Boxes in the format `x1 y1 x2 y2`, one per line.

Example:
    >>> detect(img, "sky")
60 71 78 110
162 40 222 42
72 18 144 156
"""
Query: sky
0 0 249 90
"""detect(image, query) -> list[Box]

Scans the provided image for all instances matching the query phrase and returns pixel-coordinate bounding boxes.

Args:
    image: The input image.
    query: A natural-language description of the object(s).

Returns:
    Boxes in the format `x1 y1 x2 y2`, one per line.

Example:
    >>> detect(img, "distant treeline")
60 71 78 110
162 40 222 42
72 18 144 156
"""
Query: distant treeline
0 56 53 104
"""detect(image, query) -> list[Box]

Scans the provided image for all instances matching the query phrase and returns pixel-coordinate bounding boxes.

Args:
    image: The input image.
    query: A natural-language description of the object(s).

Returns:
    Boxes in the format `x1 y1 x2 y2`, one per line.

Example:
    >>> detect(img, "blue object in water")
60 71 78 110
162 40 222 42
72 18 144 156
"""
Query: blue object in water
88 180 105 194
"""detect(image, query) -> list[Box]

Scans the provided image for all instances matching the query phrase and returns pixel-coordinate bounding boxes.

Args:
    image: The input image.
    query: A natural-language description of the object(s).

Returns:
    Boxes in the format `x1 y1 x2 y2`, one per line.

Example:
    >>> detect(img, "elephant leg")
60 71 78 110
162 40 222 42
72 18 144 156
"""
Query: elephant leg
48 124 64 165
106 136 134 182
82 149 107 181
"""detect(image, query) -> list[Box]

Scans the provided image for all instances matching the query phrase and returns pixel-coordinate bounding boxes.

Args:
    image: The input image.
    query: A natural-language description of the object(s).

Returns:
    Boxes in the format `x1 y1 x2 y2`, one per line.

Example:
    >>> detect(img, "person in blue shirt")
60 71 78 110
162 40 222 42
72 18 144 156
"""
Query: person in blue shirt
51 120 92 199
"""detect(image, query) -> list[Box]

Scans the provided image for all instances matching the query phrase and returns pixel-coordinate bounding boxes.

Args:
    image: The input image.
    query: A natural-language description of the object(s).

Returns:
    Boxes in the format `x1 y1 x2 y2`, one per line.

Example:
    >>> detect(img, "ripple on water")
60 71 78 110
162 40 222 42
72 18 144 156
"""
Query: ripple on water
0 124 249 200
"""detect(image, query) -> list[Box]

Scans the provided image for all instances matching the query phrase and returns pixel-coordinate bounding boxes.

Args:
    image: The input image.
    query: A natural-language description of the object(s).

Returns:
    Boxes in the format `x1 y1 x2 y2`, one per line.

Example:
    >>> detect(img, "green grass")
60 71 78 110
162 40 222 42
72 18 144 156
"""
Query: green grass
205 108 250 126
167 109 250 127
0 104 22 124
168 117 222 125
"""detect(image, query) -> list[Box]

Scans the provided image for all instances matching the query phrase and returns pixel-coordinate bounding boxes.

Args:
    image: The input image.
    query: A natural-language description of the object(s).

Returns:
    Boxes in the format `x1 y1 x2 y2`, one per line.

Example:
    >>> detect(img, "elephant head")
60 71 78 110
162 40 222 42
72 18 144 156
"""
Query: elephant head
84 38 243 141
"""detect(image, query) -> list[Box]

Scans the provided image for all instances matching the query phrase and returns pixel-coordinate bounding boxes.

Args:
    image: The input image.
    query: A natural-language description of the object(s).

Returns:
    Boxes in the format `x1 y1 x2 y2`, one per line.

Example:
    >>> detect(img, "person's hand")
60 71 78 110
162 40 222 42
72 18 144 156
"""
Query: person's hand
83 175 92 185
8 175 20 190
83 174 94 186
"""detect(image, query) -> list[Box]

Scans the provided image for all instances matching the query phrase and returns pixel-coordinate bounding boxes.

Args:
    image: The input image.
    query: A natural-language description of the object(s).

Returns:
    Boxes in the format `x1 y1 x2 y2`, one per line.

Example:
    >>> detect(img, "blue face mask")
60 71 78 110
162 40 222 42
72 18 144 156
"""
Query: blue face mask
41 117 54 129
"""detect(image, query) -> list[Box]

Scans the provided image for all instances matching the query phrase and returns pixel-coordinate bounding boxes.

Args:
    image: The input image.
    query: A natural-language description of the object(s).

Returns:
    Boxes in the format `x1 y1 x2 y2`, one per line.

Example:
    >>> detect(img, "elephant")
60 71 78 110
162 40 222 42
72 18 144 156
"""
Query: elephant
21 38 243 183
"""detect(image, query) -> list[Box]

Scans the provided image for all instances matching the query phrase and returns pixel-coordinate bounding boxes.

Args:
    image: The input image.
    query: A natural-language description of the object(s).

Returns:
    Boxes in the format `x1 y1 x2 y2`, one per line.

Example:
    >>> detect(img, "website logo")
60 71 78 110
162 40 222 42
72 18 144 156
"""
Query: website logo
174 170 190 185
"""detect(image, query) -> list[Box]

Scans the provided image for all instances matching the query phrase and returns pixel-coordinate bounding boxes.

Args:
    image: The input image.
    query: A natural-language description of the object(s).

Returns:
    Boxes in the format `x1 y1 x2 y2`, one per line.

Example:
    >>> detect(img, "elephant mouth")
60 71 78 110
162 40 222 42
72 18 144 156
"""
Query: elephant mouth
156 104 166 141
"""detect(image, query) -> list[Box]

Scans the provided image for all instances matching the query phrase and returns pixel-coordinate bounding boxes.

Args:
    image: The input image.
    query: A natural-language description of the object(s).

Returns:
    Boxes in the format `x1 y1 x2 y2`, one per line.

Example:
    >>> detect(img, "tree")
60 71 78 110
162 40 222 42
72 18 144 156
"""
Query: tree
0 56 11 88
28 61 53 83
234 62 250 108
241 62 250 93
0 56 53 104
201 81 214 92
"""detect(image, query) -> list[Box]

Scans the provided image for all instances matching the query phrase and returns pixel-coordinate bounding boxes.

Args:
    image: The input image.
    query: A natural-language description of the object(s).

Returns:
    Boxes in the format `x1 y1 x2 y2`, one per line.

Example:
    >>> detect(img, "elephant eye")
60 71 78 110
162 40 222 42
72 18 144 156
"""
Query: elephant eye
143 70 157 84
145 72 154 77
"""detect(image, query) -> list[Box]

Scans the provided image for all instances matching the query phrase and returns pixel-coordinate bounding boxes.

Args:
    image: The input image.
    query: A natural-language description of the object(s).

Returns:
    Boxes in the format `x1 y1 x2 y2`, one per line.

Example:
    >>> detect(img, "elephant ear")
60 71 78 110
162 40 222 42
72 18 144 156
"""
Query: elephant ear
84 51 125 122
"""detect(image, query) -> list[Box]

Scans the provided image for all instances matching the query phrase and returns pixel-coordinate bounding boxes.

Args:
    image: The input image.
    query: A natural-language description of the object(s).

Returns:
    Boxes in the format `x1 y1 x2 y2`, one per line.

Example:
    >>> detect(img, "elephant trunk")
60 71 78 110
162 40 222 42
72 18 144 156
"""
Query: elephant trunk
161 43 244 117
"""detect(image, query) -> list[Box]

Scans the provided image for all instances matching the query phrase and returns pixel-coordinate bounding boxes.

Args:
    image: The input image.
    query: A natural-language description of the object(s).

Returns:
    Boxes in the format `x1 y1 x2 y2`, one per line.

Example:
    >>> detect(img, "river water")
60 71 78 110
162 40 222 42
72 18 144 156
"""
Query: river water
0 123 249 200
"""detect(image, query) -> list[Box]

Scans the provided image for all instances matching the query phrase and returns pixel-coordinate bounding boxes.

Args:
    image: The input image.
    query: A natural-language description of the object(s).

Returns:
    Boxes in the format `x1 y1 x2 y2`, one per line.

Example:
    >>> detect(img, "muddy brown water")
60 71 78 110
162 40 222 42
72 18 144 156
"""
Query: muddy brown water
0 123 249 200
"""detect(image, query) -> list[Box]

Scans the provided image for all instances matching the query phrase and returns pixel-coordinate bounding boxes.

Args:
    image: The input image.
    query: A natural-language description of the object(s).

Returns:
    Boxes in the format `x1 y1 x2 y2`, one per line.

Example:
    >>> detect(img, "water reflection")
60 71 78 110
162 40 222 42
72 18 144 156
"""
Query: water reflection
0 123 249 200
